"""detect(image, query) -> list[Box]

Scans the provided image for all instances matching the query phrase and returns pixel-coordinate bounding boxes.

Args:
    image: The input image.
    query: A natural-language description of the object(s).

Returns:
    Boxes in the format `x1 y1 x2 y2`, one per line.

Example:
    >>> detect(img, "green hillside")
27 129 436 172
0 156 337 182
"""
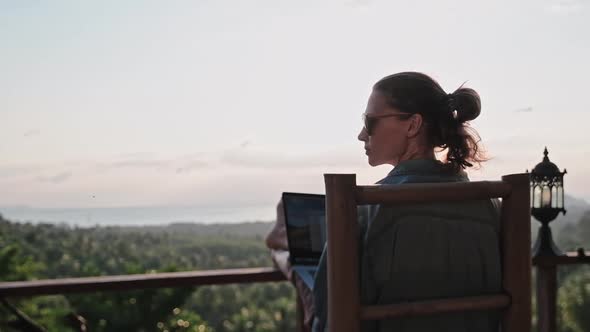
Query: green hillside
1 207 590 331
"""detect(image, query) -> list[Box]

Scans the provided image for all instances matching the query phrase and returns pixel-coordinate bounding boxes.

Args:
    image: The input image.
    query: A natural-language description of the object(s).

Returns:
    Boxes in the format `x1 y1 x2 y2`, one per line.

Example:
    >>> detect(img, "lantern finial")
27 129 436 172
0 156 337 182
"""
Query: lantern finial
543 147 549 161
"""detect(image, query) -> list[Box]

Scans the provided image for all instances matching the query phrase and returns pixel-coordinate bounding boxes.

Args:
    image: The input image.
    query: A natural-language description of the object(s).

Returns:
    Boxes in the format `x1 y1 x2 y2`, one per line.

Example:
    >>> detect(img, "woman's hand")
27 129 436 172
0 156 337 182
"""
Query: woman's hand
265 199 289 250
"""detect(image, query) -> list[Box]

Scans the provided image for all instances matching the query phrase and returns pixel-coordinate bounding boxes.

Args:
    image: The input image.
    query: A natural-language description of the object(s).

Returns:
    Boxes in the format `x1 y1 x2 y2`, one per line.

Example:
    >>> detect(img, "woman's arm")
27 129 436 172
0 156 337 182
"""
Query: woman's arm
265 199 314 331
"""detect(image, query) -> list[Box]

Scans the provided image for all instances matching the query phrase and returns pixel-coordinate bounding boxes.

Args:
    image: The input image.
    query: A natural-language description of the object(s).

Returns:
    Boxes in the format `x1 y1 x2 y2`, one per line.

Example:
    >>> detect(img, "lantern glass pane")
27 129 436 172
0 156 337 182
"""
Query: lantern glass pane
541 185 551 208
557 186 564 208
530 186 534 208
552 186 557 208
534 186 542 208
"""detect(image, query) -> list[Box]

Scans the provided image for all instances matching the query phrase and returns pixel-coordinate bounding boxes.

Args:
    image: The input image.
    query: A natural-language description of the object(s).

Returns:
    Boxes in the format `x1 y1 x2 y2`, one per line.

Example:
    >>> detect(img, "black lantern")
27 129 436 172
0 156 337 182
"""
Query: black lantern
528 147 567 257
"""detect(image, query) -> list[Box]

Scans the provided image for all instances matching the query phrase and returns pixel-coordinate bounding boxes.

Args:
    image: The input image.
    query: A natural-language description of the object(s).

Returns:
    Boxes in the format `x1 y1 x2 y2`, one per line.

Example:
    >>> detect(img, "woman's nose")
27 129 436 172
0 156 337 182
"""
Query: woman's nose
358 127 368 142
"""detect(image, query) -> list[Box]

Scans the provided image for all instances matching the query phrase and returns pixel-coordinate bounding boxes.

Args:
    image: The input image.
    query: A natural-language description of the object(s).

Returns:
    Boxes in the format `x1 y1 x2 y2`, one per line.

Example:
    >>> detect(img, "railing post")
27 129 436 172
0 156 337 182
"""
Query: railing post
501 174 532 332
325 174 360 332
536 266 557 332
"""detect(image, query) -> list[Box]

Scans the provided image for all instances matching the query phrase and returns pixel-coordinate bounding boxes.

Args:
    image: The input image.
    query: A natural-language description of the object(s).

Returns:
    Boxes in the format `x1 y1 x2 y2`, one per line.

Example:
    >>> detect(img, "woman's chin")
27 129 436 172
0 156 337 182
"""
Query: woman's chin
367 156 389 167
367 157 378 167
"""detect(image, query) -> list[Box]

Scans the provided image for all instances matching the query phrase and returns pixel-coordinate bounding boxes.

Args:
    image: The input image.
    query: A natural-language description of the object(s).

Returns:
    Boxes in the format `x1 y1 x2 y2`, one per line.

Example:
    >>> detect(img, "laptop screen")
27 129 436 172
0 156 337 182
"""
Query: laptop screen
282 192 326 265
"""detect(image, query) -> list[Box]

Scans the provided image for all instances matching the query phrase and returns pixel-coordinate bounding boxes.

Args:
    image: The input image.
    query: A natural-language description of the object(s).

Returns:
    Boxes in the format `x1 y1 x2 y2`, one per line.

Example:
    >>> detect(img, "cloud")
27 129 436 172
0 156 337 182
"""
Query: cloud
545 0 585 13
110 160 168 169
220 148 364 170
345 0 374 8
240 140 251 148
175 160 209 174
37 171 72 184
0 165 39 178
513 107 533 113
23 129 41 137
115 152 156 159
96 155 210 174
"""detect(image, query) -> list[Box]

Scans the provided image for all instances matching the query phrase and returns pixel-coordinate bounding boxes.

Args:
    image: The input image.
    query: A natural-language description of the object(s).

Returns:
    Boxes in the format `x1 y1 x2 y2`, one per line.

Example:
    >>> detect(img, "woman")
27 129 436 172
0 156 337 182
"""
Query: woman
268 72 501 332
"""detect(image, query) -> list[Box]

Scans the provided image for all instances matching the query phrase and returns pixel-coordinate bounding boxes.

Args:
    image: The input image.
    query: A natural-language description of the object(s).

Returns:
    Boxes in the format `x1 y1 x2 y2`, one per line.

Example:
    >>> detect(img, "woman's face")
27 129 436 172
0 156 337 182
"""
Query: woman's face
358 90 415 166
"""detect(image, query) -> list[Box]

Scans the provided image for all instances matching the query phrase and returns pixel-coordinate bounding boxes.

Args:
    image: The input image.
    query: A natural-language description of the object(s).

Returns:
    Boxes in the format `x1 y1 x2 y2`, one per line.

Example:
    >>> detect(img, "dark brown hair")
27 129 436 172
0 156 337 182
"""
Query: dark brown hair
373 72 487 172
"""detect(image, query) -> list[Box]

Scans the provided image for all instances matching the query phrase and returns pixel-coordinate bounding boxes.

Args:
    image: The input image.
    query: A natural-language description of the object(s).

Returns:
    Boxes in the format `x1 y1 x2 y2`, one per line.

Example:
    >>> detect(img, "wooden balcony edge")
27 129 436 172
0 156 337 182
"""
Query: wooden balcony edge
0 267 286 297
533 252 590 267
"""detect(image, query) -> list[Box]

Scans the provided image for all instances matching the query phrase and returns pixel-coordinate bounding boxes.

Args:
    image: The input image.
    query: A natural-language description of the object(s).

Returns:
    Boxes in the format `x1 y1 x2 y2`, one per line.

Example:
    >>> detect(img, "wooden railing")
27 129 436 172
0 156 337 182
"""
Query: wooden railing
0 267 285 297
533 251 590 332
1 254 589 331
0 267 295 332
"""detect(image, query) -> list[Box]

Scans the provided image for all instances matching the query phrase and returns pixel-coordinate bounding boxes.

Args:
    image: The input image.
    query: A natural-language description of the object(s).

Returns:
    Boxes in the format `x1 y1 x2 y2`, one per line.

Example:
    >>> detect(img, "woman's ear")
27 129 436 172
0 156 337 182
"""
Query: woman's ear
406 114 424 138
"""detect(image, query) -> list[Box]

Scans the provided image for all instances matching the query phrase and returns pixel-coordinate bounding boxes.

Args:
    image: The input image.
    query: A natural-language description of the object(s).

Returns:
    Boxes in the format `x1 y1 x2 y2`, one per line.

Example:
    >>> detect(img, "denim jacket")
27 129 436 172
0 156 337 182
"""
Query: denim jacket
312 159 501 332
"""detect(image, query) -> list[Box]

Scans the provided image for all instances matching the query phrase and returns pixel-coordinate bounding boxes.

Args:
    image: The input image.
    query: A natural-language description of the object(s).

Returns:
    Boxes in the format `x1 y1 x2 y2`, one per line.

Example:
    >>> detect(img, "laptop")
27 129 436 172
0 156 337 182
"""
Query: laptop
282 192 327 290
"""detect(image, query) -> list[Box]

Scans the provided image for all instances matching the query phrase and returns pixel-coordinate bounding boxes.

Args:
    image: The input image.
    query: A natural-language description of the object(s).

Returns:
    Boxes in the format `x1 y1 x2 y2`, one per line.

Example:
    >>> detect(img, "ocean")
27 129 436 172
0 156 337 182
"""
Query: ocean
0 205 276 227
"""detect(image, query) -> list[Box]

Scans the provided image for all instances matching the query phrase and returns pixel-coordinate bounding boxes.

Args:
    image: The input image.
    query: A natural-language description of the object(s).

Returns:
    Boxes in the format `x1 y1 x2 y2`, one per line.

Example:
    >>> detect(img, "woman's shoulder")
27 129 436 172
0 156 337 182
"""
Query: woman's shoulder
378 159 468 185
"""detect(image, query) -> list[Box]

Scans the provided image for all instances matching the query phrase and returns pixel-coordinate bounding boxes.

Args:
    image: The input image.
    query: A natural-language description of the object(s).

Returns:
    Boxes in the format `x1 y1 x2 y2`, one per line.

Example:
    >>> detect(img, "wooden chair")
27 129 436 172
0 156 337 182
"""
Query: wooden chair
324 173 531 332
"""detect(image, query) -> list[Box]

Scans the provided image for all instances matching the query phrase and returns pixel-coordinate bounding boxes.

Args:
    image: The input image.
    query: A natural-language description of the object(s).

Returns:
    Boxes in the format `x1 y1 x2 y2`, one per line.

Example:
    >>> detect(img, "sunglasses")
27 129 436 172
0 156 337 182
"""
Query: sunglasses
362 112 413 135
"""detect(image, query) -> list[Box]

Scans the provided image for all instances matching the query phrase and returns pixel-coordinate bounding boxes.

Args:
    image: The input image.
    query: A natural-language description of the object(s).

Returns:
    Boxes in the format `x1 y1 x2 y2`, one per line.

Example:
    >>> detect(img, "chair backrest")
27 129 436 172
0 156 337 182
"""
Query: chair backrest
324 173 531 332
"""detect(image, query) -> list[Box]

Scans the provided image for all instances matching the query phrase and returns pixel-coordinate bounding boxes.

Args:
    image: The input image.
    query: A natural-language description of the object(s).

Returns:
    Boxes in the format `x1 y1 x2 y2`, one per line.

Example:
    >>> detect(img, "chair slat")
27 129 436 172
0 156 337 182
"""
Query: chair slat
360 294 510 320
356 181 511 205
325 174 362 332
500 174 532 332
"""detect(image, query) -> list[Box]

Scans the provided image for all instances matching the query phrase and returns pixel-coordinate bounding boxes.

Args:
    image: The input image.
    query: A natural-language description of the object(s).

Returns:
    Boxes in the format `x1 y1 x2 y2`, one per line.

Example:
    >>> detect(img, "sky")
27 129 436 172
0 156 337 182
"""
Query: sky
1 0 589 220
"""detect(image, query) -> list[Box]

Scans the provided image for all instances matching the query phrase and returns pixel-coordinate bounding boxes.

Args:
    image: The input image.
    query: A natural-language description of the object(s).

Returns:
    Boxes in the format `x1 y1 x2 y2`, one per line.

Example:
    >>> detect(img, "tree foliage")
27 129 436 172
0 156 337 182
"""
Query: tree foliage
0 216 294 331
2 207 589 331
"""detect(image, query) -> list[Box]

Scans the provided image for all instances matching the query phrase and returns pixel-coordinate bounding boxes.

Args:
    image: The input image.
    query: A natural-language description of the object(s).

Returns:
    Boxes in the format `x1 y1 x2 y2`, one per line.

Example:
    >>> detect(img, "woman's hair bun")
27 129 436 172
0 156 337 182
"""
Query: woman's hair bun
450 87 481 122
